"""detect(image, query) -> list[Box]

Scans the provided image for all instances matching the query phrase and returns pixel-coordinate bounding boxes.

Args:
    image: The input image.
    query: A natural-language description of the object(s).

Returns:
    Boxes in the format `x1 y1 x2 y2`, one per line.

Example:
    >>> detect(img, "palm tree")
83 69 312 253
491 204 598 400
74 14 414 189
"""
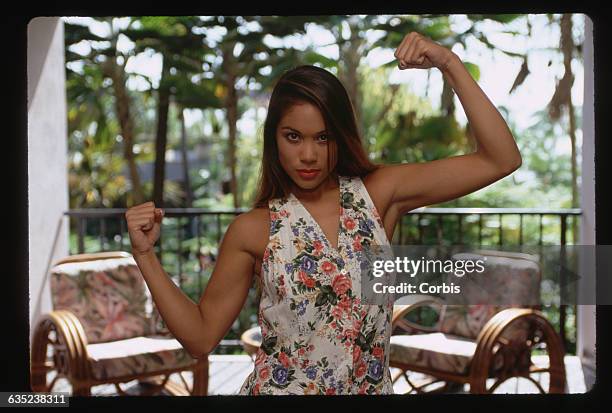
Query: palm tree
64 18 145 205
122 16 213 208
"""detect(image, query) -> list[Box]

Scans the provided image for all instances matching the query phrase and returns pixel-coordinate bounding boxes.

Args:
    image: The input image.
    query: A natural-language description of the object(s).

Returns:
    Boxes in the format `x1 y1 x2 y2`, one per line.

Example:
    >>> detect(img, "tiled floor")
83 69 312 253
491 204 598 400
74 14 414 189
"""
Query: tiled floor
46 354 593 396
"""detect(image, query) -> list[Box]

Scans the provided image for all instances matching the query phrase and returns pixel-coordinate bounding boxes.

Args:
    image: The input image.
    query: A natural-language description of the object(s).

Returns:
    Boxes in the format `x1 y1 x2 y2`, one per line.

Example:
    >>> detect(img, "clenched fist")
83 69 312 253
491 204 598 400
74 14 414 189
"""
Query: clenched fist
125 201 164 256
394 31 457 71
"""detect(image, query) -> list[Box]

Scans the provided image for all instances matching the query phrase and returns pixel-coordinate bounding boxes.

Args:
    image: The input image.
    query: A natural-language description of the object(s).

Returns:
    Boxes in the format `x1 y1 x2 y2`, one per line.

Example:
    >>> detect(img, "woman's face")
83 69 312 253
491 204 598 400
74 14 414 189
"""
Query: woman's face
276 102 336 191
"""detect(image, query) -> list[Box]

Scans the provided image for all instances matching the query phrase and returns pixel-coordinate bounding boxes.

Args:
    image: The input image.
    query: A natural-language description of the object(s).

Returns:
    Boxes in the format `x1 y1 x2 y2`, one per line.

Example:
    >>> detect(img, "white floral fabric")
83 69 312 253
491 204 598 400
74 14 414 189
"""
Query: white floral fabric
238 175 395 395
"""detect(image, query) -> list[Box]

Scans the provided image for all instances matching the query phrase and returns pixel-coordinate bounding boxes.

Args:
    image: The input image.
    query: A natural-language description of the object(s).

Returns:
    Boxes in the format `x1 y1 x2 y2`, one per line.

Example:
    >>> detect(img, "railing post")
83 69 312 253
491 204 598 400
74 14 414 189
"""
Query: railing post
77 217 85 254
478 215 483 246
418 215 423 244
177 216 183 289
519 214 524 245
100 218 106 252
559 214 568 352
498 214 503 246
195 215 202 296
458 214 463 245
119 216 126 251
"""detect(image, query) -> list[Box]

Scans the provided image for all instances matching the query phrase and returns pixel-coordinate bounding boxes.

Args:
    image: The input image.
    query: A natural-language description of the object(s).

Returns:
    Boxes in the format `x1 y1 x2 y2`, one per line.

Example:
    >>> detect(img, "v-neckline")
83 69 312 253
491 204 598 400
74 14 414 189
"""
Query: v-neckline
289 175 344 256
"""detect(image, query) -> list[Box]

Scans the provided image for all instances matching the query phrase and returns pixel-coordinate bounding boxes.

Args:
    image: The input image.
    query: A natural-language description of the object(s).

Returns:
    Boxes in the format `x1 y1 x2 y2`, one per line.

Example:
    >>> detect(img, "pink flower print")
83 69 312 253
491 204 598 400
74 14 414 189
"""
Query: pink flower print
278 352 290 368
353 345 362 363
305 382 318 395
298 270 316 288
344 328 358 341
313 240 324 252
91 295 127 339
356 361 367 378
343 217 356 231
253 383 260 395
338 295 352 313
255 349 266 367
321 261 336 274
280 209 288 217
352 236 363 252
325 388 336 395
331 307 343 320
95 272 116 288
259 366 270 380
332 274 351 296
372 346 384 359
270 212 279 221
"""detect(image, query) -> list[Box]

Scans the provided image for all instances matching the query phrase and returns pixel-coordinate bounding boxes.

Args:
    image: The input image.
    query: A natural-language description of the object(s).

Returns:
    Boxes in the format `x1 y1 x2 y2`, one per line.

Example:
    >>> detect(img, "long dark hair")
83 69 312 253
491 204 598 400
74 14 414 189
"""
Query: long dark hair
252 65 379 208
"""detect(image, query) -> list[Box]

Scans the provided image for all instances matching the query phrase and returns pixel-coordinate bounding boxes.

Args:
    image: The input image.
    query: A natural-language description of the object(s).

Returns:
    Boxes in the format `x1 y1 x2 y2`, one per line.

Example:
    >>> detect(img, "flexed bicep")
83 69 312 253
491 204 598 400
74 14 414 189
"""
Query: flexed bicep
375 153 520 215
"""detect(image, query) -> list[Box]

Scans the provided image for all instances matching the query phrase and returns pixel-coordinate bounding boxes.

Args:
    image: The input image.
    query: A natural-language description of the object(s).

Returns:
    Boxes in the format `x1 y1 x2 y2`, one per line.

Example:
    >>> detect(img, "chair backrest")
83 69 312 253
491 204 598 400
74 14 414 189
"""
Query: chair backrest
50 251 158 344
438 250 541 340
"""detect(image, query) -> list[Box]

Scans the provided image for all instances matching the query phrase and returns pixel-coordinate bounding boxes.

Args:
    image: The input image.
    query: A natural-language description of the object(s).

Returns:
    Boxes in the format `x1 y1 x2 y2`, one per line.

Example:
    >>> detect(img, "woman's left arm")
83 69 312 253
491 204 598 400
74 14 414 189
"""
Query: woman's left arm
374 31 522 215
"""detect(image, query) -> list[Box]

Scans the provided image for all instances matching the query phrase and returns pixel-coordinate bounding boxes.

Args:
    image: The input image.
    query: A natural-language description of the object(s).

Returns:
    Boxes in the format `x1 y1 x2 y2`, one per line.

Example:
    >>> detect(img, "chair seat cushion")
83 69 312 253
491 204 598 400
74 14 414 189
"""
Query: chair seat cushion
389 333 477 375
86 335 197 381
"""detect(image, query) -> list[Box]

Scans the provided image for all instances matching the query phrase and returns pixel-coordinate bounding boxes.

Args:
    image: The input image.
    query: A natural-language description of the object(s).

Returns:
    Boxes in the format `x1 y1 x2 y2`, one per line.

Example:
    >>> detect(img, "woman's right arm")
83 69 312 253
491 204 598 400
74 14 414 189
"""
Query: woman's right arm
126 202 255 359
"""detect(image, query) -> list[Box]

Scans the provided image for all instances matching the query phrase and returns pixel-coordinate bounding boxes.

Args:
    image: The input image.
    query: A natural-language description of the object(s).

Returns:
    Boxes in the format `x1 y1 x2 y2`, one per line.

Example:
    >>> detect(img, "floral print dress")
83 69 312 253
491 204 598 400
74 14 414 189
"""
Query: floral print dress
238 175 395 395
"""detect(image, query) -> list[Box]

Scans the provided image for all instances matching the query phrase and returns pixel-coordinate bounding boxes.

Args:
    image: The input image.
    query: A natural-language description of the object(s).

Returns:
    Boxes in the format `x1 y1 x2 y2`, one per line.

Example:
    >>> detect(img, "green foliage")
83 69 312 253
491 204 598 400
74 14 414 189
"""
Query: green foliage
65 14 582 354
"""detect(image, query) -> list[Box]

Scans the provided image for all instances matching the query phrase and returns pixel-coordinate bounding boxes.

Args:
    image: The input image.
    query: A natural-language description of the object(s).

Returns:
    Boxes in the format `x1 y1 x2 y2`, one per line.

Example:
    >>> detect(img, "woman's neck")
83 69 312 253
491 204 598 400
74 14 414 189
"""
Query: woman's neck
291 174 339 203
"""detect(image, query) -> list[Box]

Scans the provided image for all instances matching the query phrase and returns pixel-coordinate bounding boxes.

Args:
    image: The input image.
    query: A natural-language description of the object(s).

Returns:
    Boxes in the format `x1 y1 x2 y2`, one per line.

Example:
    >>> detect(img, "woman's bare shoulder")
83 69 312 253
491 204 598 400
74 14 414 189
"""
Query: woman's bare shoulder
363 166 395 215
230 207 270 256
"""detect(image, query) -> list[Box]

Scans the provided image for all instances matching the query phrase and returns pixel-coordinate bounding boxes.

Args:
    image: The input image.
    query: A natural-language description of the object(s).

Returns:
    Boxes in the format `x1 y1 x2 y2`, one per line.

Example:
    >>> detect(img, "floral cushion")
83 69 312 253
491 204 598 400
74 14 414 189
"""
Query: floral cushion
50 256 156 344
86 335 196 380
439 252 540 340
389 333 477 375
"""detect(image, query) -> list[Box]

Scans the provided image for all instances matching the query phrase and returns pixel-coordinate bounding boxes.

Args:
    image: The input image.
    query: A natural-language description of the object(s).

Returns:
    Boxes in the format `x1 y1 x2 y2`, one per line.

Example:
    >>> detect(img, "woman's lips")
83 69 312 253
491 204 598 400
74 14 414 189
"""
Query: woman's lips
297 169 320 180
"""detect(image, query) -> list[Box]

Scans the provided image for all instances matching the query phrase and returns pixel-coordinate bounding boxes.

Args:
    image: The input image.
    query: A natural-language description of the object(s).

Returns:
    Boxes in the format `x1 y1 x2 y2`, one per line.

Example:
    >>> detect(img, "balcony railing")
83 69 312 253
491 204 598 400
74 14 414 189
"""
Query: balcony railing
64 207 582 354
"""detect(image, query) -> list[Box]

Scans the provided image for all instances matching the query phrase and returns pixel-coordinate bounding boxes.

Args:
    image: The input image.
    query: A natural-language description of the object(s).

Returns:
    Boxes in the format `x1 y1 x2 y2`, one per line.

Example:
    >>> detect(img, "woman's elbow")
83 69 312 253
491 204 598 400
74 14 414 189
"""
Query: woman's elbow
501 153 522 175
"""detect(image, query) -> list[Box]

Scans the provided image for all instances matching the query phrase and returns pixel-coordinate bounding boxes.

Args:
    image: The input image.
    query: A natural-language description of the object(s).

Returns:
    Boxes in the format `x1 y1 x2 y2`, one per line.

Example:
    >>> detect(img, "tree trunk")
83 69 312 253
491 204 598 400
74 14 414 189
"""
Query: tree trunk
103 60 145 205
561 13 579 242
153 55 171 208
338 29 365 146
178 107 194 208
441 77 456 118
222 45 239 209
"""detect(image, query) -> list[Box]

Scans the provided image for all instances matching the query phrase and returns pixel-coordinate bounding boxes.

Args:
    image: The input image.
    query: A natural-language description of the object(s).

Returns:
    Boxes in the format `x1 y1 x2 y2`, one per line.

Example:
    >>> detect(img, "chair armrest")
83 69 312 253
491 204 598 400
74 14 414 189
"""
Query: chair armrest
392 294 445 332
470 307 566 392
31 310 91 381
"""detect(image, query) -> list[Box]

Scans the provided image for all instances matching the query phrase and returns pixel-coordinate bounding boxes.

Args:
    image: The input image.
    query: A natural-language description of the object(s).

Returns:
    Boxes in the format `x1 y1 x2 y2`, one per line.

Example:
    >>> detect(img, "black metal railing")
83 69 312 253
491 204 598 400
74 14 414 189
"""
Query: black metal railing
65 207 582 353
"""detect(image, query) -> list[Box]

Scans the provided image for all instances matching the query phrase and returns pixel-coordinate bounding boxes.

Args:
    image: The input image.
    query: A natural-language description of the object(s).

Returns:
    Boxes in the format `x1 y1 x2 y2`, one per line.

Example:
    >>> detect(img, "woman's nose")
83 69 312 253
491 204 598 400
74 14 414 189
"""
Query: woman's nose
299 141 317 162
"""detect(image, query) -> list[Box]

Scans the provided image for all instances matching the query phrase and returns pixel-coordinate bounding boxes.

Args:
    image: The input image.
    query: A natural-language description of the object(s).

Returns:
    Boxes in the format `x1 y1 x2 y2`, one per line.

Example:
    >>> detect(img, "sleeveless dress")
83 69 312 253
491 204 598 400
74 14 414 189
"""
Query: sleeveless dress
238 175 395 395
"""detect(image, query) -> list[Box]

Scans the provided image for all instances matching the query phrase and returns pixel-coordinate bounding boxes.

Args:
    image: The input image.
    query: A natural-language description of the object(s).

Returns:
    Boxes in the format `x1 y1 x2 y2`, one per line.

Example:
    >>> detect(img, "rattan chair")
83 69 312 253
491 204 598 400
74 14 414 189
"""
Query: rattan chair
31 251 208 396
389 249 566 394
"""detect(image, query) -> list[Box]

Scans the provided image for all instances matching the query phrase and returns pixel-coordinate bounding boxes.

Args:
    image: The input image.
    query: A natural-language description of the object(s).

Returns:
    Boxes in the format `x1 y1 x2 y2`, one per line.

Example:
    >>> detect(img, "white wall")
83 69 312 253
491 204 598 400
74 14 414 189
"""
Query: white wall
577 14 596 375
27 17 69 345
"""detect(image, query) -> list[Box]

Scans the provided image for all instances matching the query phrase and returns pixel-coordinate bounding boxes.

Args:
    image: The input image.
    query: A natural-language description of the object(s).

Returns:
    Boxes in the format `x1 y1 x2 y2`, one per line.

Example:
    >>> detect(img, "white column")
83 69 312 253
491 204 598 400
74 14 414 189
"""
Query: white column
577 14 596 374
27 17 69 345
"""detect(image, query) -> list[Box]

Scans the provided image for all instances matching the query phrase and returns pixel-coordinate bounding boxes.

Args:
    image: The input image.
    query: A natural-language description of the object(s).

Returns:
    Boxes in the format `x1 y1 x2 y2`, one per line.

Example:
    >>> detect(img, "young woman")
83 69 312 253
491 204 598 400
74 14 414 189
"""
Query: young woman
125 31 522 395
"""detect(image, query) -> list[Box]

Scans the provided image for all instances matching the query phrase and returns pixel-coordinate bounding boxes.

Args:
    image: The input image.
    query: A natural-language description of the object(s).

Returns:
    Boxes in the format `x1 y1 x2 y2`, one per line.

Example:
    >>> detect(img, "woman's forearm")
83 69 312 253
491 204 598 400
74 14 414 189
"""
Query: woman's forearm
132 249 209 358
441 54 522 170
